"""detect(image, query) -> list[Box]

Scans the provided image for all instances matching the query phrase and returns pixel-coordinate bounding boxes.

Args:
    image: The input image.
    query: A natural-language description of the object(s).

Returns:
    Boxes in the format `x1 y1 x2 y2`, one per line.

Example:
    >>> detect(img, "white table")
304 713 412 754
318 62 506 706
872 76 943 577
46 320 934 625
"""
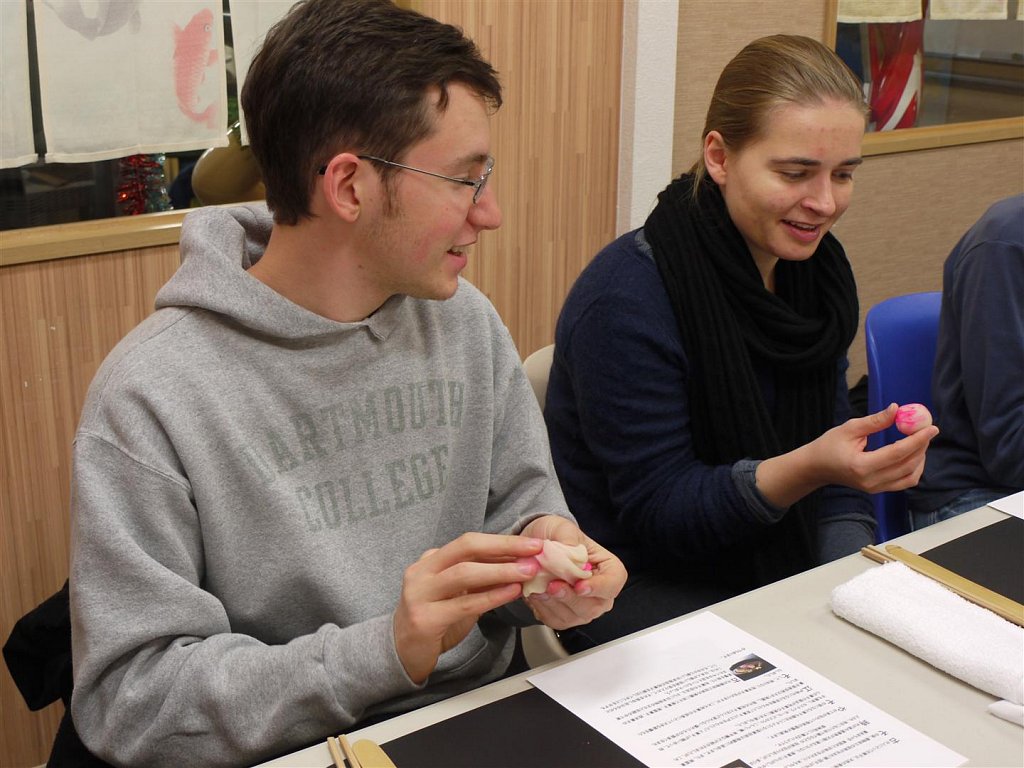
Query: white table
262 506 1023 767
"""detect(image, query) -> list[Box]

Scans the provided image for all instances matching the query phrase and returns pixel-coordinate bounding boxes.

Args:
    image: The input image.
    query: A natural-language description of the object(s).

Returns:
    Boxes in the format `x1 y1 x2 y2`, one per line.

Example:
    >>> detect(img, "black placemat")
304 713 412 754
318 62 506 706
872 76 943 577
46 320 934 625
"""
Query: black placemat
381 686 644 768
920 515 1024 604
354 516 1022 768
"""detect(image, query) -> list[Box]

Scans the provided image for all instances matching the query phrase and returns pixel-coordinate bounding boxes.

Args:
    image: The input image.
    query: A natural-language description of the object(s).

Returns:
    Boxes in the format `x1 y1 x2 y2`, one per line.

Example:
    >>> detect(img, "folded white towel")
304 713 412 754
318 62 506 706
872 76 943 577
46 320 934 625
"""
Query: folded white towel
831 562 1024 710
988 700 1024 726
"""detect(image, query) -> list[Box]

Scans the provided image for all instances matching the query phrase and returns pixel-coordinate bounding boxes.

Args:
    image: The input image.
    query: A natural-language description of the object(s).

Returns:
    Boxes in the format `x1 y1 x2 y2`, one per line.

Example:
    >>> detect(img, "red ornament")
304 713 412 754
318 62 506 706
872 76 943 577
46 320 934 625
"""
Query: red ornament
116 154 171 216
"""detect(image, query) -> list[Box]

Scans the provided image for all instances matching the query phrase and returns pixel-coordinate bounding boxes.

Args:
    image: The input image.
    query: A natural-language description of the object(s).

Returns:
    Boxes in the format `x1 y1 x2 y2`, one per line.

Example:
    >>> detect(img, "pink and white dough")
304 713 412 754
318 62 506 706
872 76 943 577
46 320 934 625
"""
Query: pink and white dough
521 540 593 597
895 403 933 435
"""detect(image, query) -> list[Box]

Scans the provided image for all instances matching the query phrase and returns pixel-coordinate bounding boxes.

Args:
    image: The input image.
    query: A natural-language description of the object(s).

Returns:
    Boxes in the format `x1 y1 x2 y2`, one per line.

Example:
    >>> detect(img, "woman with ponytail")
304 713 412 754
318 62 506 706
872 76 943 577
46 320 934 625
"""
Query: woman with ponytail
545 35 937 650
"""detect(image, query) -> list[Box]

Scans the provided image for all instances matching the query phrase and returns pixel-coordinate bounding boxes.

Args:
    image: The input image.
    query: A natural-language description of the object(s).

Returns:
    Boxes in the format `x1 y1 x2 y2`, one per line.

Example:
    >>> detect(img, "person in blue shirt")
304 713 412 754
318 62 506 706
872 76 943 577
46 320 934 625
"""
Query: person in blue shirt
544 35 937 649
907 195 1024 528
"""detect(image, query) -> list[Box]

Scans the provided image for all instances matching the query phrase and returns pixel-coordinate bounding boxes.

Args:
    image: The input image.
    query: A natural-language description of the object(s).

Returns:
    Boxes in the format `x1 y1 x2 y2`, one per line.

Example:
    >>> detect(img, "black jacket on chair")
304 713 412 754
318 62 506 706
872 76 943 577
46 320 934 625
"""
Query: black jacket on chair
3 580 112 767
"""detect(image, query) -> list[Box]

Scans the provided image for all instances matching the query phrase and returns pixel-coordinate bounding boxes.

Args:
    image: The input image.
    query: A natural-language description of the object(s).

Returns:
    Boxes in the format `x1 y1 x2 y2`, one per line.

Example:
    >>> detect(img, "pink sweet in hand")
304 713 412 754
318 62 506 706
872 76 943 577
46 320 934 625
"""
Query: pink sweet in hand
895 403 933 435
521 540 593 597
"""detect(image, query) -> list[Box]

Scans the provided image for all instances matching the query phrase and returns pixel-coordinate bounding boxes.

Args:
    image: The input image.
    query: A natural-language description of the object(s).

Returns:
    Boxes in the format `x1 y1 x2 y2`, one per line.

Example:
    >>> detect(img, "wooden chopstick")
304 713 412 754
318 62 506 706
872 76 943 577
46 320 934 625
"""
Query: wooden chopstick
860 544 892 565
326 734 362 768
859 543 1024 627
326 736 346 768
338 734 362 768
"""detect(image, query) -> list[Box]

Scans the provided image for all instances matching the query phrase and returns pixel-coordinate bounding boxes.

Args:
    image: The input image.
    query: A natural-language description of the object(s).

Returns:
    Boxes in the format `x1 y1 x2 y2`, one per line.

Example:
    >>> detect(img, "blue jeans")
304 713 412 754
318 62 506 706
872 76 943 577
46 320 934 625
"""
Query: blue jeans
910 487 1006 531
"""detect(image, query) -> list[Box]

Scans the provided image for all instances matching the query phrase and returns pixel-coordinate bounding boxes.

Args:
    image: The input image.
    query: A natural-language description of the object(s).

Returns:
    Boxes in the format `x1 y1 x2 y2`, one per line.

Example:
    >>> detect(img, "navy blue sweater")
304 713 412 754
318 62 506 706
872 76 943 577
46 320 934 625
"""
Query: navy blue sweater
546 230 874 576
908 195 1024 512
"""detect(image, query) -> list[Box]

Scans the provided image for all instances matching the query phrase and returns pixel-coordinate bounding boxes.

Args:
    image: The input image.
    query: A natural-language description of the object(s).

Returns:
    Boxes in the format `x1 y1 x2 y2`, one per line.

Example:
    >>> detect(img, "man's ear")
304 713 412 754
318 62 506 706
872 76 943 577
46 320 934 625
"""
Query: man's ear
318 153 363 223
703 131 728 186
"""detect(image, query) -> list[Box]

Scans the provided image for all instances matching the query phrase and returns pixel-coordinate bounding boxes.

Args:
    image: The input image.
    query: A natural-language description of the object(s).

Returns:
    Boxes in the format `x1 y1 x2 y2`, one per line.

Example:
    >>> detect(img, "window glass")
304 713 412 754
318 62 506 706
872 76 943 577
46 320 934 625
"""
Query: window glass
836 10 1023 133
0 2 239 232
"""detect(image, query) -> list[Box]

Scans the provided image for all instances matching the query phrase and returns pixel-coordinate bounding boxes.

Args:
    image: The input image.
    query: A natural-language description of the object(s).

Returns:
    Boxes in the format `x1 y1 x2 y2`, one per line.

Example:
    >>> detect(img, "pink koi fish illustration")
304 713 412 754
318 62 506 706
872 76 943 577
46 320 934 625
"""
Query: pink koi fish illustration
43 0 142 40
173 7 220 129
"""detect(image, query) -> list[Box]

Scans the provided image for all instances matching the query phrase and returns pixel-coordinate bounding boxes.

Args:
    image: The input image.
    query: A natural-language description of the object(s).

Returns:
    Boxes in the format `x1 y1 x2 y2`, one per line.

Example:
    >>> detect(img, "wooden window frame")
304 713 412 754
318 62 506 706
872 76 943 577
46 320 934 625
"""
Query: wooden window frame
824 0 1024 157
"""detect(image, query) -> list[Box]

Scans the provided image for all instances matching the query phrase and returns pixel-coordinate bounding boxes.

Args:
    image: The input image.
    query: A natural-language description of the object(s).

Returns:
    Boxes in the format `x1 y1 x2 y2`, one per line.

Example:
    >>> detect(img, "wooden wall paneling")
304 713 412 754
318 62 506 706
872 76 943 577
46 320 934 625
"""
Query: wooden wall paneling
1 245 180 767
673 0 830 175
416 0 622 359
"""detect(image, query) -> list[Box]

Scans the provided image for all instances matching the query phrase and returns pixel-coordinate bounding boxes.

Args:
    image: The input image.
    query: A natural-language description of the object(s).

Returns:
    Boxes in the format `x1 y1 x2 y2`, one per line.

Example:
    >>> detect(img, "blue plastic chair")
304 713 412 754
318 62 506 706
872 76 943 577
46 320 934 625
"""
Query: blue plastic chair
865 291 942 542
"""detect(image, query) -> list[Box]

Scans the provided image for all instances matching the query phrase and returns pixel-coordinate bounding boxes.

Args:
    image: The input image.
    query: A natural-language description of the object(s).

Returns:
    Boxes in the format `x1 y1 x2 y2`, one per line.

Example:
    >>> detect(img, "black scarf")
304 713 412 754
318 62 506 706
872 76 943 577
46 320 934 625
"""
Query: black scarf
644 173 858 588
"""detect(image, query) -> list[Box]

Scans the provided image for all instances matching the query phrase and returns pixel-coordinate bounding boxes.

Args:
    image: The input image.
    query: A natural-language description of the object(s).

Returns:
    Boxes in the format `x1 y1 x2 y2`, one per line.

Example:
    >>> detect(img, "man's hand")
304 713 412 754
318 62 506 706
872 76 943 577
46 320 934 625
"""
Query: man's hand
520 515 627 631
392 532 544 684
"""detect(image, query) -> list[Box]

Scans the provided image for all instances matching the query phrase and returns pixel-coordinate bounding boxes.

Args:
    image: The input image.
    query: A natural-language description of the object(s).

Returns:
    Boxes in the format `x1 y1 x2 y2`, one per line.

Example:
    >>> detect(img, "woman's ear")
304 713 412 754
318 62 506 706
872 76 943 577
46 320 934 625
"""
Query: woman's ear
318 153 363 223
703 131 728 186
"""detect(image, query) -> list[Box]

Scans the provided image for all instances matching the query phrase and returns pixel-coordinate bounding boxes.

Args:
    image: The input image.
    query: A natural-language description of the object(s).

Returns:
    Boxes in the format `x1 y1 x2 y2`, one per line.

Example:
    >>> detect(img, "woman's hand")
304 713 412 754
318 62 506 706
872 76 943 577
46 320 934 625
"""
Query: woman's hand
756 404 939 508
813 403 938 492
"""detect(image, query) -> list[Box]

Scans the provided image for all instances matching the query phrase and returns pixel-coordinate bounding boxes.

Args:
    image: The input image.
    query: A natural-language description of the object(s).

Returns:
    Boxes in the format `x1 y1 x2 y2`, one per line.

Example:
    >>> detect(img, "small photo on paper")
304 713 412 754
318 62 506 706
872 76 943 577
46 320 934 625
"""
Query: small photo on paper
728 654 775 681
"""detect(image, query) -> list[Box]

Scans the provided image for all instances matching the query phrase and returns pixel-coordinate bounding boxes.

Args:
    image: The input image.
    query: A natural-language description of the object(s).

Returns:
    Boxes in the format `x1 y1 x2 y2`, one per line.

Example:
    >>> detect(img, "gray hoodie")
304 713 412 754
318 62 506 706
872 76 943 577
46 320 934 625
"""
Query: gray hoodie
69 203 571 767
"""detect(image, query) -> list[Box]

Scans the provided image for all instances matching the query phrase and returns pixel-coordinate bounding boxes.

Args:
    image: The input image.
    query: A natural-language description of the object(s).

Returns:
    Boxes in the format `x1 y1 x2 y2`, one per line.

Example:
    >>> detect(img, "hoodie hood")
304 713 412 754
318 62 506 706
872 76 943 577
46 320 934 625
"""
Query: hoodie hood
156 203 402 342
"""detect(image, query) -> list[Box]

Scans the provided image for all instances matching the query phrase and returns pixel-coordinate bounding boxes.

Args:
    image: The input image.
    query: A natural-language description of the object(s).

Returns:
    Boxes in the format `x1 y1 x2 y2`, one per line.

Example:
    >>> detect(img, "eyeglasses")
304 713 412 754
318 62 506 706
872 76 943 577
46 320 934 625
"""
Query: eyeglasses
318 155 495 204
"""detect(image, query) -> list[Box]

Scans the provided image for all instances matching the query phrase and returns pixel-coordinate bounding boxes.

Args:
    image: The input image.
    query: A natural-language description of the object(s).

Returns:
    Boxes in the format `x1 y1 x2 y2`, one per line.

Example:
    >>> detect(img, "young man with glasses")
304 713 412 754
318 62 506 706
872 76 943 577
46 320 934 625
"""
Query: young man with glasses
67 1 626 766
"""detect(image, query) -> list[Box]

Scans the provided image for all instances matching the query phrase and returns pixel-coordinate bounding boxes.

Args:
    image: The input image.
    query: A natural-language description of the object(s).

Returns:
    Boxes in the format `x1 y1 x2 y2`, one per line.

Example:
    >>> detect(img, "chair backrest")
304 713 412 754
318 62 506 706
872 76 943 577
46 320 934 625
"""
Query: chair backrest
523 344 555 410
864 291 942 541
518 343 571 666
